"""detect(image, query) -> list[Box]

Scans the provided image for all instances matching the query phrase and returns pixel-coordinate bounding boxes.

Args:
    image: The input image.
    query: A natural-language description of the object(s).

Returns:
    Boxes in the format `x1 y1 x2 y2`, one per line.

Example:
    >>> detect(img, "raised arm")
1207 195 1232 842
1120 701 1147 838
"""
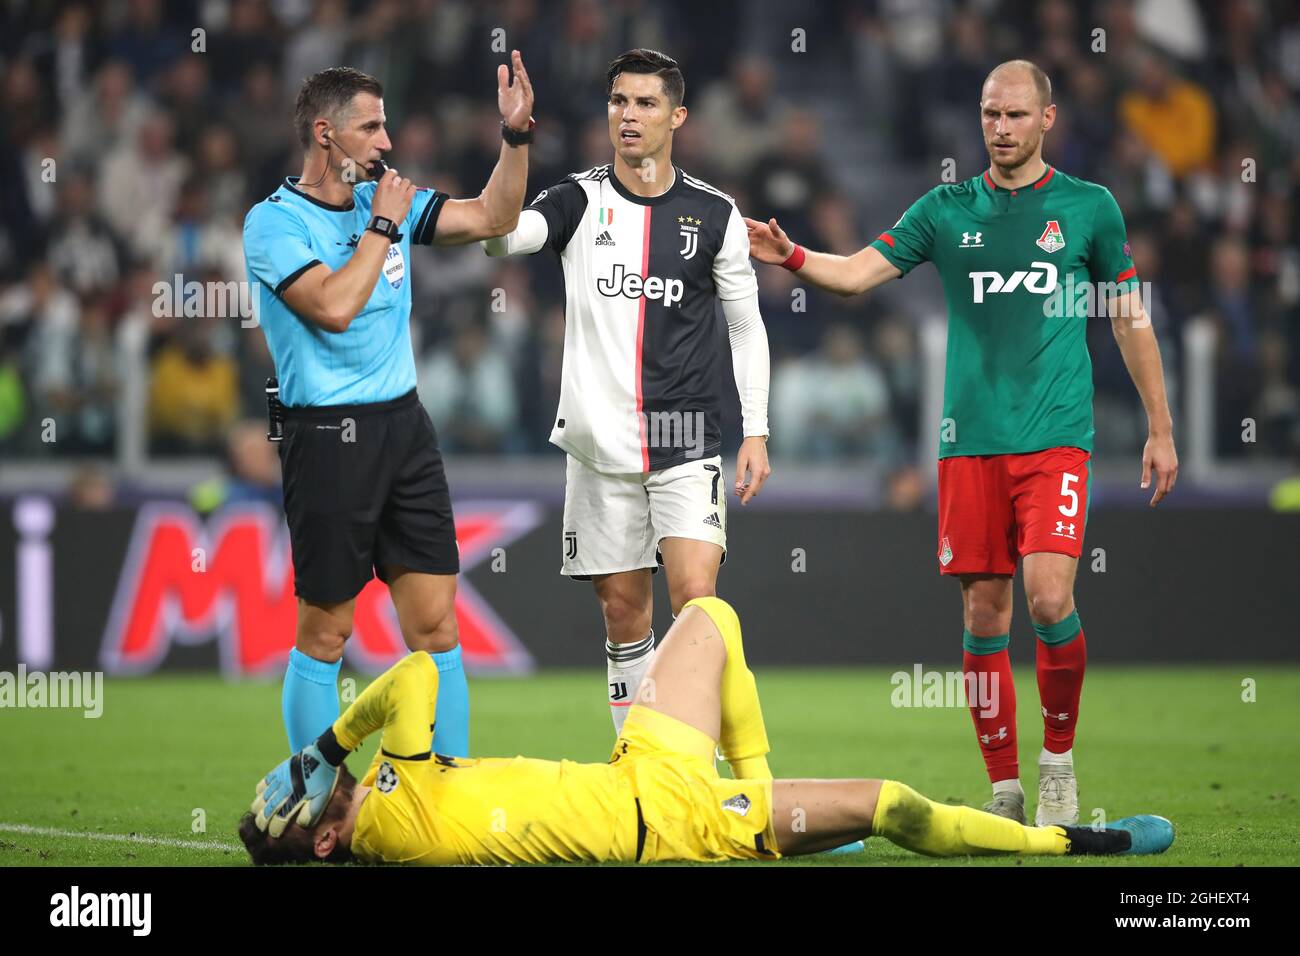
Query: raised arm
331 651 440 760
433 50 534 245
250 652 438 836
266 169 414 332
744 216 902 296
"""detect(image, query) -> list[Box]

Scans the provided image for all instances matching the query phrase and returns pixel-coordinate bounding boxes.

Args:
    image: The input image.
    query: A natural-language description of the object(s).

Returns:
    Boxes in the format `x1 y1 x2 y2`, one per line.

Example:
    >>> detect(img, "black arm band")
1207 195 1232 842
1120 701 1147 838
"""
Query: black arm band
501 119 534 147
314 726 349 767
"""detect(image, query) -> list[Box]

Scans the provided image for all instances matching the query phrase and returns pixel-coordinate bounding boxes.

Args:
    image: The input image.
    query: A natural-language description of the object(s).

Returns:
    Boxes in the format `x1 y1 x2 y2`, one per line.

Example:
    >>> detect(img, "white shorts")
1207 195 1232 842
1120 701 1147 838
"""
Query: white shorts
561 454 727 578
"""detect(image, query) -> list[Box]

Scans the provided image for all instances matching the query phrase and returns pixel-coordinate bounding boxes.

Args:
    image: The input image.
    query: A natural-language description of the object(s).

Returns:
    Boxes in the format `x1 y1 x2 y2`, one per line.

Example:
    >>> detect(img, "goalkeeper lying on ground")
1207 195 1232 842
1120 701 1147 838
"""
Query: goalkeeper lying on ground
239 597 1173 864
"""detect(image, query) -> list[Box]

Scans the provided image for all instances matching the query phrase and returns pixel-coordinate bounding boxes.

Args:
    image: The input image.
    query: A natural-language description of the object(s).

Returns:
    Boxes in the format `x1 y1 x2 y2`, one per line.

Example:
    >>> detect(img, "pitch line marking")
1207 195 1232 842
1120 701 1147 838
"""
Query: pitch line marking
0 822 241 853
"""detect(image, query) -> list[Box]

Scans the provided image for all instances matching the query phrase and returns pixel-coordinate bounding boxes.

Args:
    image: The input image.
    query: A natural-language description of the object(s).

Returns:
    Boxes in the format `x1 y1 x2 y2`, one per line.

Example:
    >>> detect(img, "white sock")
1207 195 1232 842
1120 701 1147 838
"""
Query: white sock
606 631 654 736
1040 747 1073 767
992 778 1024 797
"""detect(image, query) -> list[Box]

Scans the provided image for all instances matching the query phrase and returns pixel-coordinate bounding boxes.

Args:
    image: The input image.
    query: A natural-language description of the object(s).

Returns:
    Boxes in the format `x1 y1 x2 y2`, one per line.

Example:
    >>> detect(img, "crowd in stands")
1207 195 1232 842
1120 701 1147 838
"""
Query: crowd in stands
0 0 1295 474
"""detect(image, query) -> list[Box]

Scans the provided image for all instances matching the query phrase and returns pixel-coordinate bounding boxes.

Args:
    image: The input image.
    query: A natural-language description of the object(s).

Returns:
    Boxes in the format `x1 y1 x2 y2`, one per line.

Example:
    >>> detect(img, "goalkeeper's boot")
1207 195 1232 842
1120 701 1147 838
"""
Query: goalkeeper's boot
1035 760 1079 826
1107 815 1175 855
982 789 1025 824
1064 815 1175 856
825 840 865 855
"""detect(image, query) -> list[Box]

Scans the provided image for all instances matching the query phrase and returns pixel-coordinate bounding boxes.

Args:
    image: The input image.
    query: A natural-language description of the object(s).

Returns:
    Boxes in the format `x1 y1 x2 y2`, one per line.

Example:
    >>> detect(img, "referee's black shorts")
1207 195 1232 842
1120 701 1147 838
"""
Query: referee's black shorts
278 388 459 604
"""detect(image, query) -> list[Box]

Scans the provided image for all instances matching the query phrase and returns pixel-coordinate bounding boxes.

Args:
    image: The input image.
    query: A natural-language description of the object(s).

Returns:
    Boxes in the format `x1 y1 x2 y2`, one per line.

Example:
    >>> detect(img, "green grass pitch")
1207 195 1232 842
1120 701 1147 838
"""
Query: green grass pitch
2 666 1298 866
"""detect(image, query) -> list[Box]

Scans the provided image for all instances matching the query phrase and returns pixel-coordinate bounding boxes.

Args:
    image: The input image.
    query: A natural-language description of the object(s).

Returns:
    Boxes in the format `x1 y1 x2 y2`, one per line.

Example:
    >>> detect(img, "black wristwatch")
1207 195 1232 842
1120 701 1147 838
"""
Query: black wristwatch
366 215 403 242
501 118 535 147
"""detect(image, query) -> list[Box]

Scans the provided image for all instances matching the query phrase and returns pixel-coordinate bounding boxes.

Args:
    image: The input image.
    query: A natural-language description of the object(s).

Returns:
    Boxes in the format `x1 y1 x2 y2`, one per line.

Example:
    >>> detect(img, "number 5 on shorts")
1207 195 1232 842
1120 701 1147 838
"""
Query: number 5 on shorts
1059 472 1079 517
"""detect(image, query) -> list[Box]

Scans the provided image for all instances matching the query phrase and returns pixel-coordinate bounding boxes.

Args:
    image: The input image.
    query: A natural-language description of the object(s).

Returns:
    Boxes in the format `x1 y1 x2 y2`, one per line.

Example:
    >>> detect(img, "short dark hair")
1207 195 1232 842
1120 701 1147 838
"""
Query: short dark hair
238 763 357 865
294 67 384 151
606 49 685 108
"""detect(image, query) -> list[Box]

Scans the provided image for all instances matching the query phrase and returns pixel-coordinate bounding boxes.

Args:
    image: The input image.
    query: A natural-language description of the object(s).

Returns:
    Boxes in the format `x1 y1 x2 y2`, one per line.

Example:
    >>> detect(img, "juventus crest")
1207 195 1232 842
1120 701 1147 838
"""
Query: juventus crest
678 215 700 260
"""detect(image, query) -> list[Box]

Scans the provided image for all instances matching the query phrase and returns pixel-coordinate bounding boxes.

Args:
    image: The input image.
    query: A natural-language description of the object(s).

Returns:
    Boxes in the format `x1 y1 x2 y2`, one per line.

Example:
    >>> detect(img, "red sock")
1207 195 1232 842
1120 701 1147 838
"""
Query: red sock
1036 616 1087 754
963 632 1018 783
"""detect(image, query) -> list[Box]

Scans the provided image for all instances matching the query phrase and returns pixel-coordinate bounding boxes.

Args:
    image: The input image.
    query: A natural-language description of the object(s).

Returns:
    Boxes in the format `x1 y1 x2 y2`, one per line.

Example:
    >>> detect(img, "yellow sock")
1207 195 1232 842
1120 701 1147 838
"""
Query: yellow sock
871 780 1069 857
684 597 772 780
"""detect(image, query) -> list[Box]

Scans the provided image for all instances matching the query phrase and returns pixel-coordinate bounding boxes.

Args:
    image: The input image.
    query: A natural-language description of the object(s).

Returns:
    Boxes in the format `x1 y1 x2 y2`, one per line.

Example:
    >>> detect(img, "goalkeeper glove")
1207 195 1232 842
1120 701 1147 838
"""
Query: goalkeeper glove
251 736 342 838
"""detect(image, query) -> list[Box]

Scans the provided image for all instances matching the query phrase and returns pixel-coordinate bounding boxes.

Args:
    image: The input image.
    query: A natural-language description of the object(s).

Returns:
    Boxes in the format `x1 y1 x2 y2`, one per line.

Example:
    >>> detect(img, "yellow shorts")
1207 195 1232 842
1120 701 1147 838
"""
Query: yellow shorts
610 705 780 863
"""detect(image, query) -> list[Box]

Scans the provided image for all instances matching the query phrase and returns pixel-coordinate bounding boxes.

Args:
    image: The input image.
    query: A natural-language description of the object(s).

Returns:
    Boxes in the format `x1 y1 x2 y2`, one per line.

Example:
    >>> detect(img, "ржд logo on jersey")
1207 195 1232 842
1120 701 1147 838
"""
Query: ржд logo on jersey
968 261 1058 303
596 264 684 307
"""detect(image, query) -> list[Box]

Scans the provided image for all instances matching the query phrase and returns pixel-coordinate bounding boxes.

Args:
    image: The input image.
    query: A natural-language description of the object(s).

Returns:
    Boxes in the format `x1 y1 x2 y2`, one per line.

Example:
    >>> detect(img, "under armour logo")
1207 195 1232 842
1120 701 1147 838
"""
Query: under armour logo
960 231 984 247
979 726 1009 744
1041 706 1070 721
1054 521 1076 536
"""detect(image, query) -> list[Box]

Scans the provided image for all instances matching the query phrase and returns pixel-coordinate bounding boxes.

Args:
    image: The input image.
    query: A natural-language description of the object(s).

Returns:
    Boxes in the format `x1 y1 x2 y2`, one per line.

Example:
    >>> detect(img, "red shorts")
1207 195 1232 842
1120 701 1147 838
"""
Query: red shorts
936 446 1091 576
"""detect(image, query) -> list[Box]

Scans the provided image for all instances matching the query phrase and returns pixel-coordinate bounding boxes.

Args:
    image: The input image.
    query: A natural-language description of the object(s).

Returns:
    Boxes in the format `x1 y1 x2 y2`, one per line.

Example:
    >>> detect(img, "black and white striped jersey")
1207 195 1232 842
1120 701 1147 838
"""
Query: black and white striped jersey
503 164 760 473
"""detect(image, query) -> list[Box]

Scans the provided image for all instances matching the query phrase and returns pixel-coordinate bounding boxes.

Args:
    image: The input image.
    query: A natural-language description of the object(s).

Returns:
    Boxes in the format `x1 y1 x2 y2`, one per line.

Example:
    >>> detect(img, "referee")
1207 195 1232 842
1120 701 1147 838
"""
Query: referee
242 55 534 758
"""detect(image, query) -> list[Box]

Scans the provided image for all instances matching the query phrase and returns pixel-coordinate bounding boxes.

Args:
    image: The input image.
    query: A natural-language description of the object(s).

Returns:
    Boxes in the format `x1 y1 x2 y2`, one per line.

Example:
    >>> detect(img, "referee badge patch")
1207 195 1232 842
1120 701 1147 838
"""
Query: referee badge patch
383 244 406 289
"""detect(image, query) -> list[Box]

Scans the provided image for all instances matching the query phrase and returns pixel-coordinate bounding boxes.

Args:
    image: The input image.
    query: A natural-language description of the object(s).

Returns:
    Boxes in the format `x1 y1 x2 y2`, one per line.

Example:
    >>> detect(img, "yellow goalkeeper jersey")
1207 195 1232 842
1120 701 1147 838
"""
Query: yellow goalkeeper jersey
334 652 636 864
332 652 778 865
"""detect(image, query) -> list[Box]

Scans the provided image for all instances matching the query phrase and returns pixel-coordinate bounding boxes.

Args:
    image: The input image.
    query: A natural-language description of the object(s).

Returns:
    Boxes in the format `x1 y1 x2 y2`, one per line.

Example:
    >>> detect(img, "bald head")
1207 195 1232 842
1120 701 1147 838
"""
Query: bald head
979 60 1056 176
984 60 1052 109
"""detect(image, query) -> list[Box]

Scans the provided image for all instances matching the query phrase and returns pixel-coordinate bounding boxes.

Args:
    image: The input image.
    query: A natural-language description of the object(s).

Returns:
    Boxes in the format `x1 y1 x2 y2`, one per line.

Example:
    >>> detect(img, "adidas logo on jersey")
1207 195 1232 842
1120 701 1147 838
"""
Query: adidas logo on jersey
703 512 722 529
596 263 684 307
595 230 616 247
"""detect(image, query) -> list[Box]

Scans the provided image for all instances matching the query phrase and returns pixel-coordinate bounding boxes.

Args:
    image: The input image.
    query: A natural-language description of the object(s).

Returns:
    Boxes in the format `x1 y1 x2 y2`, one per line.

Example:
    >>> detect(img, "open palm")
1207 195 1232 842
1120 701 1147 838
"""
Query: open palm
498 49 534 131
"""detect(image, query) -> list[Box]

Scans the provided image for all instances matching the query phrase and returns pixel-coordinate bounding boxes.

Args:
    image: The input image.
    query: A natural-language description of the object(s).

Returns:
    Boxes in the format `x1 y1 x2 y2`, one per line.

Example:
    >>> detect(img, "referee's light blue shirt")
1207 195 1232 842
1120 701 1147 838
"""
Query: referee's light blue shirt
243 177 446 406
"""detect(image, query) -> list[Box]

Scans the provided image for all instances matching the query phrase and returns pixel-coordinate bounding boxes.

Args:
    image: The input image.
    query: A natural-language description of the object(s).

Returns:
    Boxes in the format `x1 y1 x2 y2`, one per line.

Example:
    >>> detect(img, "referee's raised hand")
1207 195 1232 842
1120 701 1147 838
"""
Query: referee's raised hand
372 168 417 224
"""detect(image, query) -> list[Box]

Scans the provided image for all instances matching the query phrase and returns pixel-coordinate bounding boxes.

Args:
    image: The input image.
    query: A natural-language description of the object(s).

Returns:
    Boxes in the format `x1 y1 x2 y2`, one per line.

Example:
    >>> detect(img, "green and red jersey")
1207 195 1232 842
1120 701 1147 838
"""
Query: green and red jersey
870 165 1138 458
